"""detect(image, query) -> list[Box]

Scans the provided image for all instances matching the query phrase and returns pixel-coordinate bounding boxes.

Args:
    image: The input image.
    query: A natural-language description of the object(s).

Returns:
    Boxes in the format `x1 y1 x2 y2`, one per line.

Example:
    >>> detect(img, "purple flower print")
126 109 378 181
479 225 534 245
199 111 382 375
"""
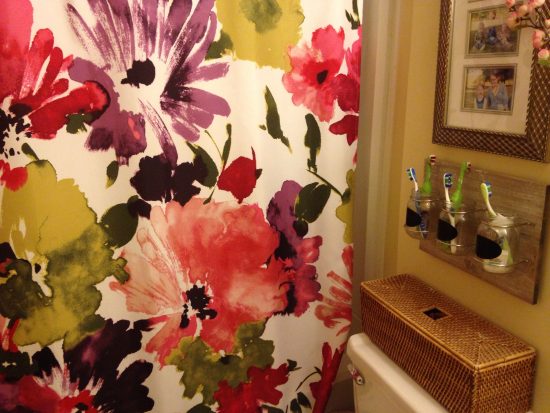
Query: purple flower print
68 0 231 165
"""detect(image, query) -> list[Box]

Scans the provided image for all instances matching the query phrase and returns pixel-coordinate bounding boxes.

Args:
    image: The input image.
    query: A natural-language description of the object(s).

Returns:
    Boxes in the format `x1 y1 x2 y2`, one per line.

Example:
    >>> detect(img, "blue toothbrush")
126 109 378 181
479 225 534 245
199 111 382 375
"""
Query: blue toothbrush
406 167 427 238
406 167 419 192
443 172 453 206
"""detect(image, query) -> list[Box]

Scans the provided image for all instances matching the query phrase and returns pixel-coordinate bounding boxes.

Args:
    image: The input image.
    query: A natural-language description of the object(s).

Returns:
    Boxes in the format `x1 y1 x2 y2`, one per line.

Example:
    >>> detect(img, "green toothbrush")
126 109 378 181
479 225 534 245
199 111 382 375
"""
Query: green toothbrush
419 155 436 196
450 161 471 210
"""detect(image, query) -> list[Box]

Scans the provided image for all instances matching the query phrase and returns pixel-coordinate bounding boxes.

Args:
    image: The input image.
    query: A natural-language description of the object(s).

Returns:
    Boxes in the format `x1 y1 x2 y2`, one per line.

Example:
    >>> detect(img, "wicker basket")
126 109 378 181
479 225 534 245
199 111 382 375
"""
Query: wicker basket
360 274 535 413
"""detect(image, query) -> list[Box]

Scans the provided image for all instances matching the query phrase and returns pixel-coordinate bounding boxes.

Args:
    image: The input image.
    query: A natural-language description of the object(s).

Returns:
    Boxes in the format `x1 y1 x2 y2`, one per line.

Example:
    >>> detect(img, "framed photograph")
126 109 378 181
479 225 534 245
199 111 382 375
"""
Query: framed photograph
432 0 550 162
462 65 516 113
466 5 520 56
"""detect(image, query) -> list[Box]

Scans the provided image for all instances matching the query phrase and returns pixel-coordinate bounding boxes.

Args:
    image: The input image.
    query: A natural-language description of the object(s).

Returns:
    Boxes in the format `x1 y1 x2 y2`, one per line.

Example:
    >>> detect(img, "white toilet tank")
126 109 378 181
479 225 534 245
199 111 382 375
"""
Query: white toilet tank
346 333 447 413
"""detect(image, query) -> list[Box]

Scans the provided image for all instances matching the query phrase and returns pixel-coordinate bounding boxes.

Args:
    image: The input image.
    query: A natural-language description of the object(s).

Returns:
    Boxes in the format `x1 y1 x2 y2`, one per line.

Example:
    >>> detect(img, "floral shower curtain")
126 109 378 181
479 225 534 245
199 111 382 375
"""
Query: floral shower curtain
0 0 362 411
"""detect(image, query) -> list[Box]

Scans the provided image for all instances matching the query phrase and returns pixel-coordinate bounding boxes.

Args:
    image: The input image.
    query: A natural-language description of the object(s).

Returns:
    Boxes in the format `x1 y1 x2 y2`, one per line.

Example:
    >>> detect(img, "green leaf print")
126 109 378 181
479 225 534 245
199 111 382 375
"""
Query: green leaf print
0 160 125 349
221 124 232 168
290 399 302 413
304 114 321 173
262 86 291 150
186 142 219 188
188 404 215 413
336 169 355 244
206 30 234 60
106 160 119 188
167 321 274 405
297 392 312 408
100 202 138 249
294 183 331 223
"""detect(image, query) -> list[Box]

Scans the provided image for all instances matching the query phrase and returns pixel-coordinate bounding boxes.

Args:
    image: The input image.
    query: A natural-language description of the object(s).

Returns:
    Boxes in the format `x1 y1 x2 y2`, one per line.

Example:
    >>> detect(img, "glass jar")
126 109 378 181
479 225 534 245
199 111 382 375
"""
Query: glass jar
436 202 478 255
475 214 521 274
404 190 439 240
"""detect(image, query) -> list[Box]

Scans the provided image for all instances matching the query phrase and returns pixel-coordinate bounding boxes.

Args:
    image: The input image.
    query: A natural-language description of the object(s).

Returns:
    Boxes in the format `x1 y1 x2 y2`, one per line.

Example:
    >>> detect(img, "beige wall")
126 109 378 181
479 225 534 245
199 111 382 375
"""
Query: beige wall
375 1 549 411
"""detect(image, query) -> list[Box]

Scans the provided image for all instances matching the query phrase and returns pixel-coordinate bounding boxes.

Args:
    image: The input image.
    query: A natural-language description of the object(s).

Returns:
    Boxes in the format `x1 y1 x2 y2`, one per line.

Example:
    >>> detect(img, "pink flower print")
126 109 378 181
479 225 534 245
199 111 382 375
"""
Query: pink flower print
283 26 345 122
506 12 520 29
533 29 545 49
538 48 550 61
329 27 361 161
528 0 546 12
111 199 289 364
315 246 353 342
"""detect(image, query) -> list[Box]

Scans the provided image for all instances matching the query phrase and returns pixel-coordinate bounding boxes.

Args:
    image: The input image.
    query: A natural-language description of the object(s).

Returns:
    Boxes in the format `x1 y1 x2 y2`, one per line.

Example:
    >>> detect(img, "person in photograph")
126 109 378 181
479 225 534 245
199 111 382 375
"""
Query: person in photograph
474 83 487 109
472 21 486 51
486 71 509 110
496 23 514 52
486 24 498 46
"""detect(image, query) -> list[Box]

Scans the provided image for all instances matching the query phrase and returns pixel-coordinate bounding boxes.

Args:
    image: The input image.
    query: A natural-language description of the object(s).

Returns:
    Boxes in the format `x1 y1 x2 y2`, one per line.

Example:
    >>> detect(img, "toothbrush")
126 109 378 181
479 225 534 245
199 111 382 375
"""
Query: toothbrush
450 161 471 210
480 182 497 218
443 172 453 206
406 167 418 192
443 172 457 253
406 167 427 238
419 155 436 196
480 181 514 268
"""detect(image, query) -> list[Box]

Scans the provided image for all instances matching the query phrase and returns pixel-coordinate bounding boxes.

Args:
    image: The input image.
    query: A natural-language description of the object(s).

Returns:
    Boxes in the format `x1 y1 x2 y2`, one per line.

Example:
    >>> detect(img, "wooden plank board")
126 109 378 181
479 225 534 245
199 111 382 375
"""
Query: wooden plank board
418 160 548 303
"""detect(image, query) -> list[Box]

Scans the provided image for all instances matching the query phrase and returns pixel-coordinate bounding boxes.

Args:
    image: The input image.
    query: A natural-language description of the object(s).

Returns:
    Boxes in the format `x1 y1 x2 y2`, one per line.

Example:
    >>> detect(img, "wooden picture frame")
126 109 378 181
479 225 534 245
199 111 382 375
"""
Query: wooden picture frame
433 0 550 162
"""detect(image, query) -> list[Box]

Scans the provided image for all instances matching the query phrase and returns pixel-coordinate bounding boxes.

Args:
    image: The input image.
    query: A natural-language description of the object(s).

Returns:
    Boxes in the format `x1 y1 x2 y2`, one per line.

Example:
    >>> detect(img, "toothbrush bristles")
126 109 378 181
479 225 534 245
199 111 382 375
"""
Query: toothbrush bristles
406 167 416 181
443 173 452 188
485 181 492 197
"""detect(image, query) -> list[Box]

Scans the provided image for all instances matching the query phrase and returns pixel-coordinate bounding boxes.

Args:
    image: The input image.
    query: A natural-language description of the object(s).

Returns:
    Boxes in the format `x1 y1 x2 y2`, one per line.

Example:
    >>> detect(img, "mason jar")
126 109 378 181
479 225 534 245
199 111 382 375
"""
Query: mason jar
436 202 478 255
404 190 439 240
475 214 521 274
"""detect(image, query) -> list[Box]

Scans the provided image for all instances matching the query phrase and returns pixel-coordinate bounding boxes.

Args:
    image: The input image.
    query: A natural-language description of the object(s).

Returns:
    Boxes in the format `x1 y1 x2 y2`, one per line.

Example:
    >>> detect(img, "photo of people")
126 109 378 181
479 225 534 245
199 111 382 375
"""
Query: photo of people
467 6 519 55
462 66 516 113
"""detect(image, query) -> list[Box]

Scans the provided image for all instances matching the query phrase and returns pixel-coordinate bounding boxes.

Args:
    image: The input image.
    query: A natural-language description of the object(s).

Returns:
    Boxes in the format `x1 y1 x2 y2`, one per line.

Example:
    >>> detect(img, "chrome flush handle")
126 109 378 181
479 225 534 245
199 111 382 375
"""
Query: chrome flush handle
347 363 364 385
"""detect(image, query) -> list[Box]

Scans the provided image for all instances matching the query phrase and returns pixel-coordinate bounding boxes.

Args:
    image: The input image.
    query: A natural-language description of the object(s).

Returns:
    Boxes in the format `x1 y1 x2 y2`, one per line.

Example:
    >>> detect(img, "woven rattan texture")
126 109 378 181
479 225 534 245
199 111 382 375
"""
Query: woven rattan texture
362 275 534 366
361 274 535 413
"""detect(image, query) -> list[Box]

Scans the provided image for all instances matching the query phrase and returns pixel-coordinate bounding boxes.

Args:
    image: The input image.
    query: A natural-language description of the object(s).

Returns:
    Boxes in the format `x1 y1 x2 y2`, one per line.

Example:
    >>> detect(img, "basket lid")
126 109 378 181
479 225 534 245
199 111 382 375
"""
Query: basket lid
361 274 535 369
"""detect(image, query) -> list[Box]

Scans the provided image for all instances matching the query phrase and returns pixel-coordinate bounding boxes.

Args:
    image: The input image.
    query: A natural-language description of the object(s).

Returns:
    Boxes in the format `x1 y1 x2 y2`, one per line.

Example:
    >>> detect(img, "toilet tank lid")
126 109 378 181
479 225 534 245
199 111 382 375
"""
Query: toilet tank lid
347 333 448 413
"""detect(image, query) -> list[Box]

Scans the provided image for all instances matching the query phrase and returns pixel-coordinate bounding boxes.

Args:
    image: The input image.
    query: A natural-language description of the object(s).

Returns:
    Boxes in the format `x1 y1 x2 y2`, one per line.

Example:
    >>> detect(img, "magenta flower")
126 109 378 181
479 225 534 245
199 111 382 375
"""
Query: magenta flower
267 181 323 316
68 0 230 165
309 342 344 413
217 149 259 203
213 364 289 412
1 0 109 190
283 26 345 122
329 26 362 152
